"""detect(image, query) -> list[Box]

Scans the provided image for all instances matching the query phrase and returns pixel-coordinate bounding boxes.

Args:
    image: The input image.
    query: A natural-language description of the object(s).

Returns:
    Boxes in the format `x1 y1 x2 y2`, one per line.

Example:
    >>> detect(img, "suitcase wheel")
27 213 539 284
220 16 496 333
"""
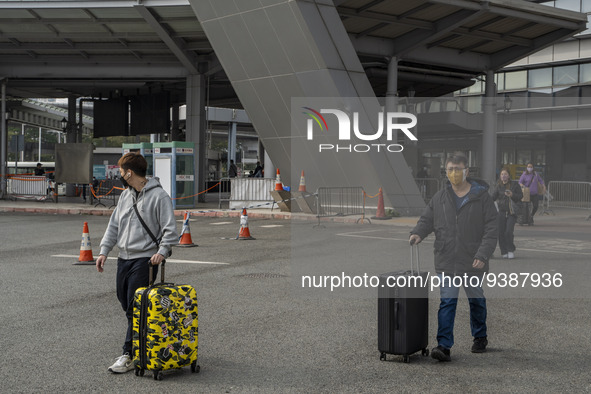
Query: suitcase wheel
134 366 144 377
421 348 430 357
379 352 387 361
190 362 200 373
402 355 410 363
153 370 163 381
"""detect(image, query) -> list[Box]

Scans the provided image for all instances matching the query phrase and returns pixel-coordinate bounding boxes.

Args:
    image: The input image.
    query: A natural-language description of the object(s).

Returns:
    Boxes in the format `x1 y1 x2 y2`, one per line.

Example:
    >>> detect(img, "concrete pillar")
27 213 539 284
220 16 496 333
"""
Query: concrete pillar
66 96 76 144
185 74 207 203
227 121 237 173
482 70 497 185
63 96 78 196
1 79 7 198
38 127 42 161
171 104 181 141
385 56 398 140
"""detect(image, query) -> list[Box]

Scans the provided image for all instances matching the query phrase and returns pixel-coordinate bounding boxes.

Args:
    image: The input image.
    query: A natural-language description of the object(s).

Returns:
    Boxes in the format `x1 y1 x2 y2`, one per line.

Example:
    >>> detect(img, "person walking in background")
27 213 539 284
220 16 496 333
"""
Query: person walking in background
34 162 45 176
254 161 263 177
409 153 497 362
228 160 238 178
519 163 545 225
492 168 523 259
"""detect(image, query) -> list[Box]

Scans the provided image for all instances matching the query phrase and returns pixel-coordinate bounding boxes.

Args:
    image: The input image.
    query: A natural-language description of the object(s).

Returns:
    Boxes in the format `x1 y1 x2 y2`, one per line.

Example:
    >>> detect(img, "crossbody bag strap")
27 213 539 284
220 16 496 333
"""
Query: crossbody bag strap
133 202 160 247
526 173 535 188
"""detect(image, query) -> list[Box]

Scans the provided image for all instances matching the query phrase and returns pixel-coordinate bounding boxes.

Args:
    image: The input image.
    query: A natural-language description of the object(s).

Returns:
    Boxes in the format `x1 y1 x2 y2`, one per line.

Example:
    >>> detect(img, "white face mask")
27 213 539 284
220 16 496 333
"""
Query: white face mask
527 167 533 173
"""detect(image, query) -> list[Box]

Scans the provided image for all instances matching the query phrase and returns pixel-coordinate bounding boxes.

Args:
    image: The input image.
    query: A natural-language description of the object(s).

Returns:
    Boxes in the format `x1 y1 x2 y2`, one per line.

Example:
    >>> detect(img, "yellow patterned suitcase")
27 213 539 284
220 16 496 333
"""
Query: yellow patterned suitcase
132 263 199 380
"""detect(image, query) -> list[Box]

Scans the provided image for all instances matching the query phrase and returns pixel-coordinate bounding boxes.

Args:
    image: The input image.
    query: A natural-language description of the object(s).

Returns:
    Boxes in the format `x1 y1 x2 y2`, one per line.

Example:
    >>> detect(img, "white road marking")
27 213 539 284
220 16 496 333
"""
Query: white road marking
260 225 284 228
51 254 229 265
335 233 591 256
210 222 234 225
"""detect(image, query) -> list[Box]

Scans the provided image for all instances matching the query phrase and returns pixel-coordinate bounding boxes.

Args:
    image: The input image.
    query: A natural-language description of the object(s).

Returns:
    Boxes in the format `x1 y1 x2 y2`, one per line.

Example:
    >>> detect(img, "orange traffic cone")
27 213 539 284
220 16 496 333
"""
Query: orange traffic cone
177 211 197 247
75 222 95 265
236 208 255 240
371 188 392 220
298 170 306 192
274 168 283 191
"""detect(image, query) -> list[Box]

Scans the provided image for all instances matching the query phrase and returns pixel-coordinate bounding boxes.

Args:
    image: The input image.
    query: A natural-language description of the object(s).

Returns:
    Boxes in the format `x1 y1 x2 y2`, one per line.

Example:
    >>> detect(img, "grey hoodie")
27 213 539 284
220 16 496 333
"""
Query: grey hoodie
99 178 178 259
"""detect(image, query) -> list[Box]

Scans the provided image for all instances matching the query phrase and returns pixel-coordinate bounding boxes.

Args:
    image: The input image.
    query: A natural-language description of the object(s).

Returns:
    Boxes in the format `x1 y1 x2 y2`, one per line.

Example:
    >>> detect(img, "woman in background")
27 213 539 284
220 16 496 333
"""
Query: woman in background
519 163 545 225
492 168 523 259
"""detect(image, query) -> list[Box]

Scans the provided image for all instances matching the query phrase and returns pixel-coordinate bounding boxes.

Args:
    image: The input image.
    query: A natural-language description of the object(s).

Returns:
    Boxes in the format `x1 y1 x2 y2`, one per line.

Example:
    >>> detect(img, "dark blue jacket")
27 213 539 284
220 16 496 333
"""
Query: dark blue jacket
411 178 498 275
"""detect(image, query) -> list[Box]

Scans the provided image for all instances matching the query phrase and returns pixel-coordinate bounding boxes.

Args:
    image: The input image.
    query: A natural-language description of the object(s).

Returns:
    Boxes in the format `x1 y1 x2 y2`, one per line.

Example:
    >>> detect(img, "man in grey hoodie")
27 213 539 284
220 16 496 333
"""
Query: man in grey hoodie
96 152 178 373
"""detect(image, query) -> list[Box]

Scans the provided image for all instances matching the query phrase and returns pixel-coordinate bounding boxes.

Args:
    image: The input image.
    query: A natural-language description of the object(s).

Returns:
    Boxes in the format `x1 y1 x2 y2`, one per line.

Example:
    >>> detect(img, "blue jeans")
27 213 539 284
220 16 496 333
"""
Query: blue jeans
437 273 487 349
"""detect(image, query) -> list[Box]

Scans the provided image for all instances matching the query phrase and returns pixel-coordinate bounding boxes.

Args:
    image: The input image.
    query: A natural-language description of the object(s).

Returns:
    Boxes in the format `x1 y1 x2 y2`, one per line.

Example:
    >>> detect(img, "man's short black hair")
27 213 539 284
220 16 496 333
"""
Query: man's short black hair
445 152 468 168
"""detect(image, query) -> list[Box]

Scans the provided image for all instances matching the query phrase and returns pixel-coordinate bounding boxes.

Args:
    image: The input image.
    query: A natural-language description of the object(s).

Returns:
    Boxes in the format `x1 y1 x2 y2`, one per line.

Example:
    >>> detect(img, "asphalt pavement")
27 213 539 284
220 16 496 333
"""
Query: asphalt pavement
1 201 590 393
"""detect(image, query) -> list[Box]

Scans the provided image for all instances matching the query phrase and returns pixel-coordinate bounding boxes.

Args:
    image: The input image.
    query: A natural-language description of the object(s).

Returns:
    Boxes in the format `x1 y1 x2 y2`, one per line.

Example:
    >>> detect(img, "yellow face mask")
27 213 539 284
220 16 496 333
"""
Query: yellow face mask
447 168 467 186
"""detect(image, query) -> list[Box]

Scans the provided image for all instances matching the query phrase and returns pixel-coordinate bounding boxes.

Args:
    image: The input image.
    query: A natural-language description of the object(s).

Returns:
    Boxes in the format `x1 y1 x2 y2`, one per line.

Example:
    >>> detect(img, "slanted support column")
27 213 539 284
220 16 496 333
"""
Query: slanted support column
482 70 497 186
185 74 207 203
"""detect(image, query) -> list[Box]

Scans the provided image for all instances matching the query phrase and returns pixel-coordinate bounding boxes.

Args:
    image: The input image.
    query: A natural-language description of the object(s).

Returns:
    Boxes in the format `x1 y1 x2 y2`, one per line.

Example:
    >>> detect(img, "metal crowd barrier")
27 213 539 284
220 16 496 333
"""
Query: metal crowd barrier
316 187 365 218
217 177 231 209
547 181 591 219
93 179 123 208
7 175 53 201
229 177 275 210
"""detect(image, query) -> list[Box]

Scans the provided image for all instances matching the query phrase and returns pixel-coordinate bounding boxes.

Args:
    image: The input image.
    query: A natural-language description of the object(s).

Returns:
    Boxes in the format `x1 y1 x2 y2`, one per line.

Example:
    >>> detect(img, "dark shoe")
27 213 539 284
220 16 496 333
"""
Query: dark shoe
431 346 451 362
472 337 488 353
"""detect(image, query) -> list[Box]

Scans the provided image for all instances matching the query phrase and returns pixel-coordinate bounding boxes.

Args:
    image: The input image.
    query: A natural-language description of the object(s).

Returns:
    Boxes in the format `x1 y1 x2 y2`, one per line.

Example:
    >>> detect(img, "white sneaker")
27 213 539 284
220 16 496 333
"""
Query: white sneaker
508 252 515 259
108 354 134 373
501 254 508 259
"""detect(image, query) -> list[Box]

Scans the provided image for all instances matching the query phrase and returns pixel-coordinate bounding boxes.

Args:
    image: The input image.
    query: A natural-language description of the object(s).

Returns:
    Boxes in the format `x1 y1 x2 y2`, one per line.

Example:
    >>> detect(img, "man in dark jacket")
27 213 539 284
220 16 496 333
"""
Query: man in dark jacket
409 153 497 362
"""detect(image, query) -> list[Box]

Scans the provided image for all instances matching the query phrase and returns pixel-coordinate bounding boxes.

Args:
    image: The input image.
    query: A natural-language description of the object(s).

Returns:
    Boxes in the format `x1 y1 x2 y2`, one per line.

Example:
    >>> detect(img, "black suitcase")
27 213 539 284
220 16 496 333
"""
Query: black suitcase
378 245 429 363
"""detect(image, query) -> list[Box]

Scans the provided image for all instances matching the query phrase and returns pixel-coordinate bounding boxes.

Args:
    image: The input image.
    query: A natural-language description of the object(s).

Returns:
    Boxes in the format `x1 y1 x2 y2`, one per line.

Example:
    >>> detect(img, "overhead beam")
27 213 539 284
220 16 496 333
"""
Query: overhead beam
340 5 532 48
490 28 584 70
427 0 586 30
459 39 491 54
0 31 205 39
454 26 533 47
0 54 182 63
357 0 387 13
350 34 492 72
392 9 485 56
134 4 199 74
356 22 389 38
468 15 505 32
0 1 191 8
0 64 188 78
0 42 170 51
338 7 433 31
0 16 198 24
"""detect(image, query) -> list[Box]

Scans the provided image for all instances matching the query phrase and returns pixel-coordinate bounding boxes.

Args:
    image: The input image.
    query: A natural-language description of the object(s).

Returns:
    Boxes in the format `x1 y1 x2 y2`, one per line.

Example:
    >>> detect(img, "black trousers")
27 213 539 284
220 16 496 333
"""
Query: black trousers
523 196 540 224
497 212 516 255
116 257 158 355
530 195 540 218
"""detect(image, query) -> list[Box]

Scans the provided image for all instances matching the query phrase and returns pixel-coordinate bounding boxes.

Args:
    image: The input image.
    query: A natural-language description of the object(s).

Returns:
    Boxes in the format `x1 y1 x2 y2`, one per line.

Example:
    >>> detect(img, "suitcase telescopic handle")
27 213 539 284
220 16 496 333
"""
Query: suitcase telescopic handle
410 244 420 274
148 260 166 286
